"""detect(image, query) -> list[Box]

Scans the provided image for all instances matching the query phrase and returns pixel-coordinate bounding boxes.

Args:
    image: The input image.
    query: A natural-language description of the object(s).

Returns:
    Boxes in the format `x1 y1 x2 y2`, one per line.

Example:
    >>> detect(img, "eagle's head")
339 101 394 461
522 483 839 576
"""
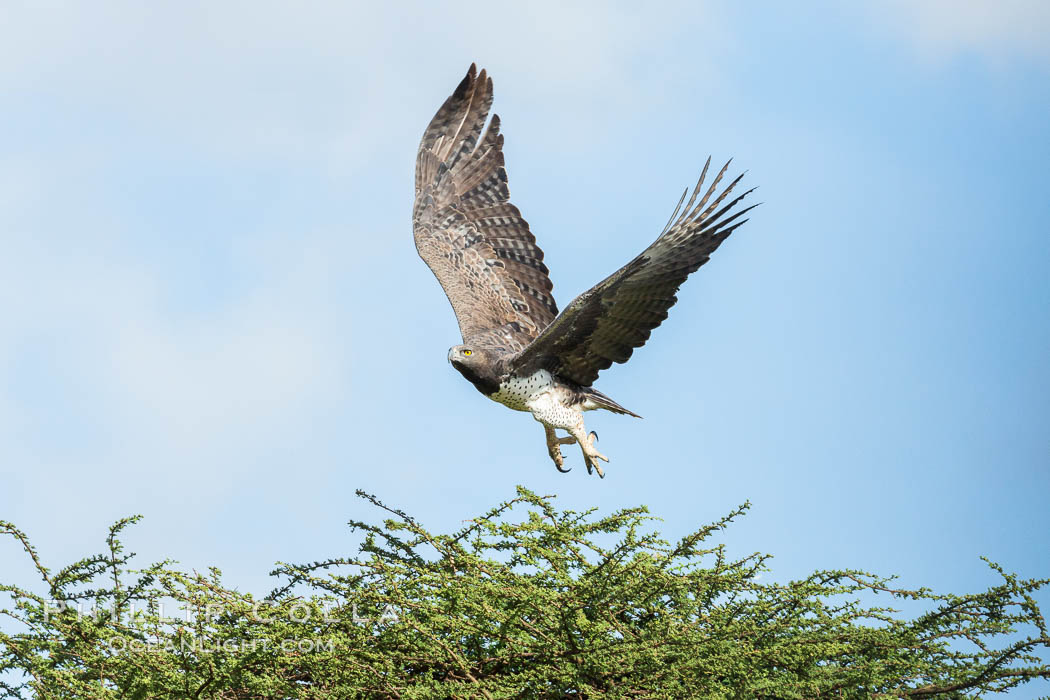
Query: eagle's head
448 345 500 395
448 344 484 369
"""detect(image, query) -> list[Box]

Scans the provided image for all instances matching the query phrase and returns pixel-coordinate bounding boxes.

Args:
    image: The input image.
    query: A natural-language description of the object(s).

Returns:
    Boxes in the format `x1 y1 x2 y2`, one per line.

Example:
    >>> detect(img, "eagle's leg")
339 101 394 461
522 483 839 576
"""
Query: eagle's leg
568 424 609 478
544 425 577 473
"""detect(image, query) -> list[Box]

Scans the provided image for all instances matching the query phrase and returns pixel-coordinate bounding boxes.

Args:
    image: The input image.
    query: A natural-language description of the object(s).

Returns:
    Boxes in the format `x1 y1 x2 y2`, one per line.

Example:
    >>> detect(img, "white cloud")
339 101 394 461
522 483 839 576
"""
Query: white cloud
0 223 350 479
868 0 1050 65
0 1 732 162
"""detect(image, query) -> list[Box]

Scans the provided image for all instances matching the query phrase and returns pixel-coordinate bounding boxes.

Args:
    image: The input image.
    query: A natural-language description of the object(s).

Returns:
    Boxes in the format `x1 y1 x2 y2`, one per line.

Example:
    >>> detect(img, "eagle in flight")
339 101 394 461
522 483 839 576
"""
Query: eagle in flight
413 64 755 478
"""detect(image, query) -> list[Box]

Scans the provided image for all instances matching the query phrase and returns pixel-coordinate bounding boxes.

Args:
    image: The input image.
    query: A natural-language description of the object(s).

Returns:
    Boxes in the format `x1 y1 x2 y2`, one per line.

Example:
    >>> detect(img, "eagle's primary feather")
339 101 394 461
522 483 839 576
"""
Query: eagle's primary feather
413 64 757 477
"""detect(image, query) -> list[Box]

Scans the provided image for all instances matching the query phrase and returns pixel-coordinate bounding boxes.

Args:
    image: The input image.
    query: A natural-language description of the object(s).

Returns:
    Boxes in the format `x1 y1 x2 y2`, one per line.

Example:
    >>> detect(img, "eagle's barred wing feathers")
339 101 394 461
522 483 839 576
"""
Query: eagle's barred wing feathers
510 158 757 386
413 64 557 352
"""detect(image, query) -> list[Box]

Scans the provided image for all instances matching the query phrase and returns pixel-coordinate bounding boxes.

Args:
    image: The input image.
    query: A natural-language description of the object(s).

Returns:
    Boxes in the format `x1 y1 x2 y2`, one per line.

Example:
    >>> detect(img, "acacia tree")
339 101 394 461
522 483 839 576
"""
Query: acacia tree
1 487 1047 698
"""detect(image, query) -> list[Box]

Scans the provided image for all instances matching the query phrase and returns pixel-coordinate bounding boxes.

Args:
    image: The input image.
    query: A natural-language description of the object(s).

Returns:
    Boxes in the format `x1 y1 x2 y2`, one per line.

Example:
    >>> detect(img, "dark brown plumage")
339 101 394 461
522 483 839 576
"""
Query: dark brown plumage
509 158 756 386
414 64 756 477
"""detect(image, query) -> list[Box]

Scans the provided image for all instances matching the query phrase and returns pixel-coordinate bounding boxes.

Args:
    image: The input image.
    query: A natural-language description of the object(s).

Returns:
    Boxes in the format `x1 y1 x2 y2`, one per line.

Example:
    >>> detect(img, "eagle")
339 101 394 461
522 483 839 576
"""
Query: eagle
413 64 755 478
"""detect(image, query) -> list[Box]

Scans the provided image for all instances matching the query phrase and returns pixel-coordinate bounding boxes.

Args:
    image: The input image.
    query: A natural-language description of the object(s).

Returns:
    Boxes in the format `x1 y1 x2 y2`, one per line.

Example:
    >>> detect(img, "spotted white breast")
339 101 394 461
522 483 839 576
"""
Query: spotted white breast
489 369 555 412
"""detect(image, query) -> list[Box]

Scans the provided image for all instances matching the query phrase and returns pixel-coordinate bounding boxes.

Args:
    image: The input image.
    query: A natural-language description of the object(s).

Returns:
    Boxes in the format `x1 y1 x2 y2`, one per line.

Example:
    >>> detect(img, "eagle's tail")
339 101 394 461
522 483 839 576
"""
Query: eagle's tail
579 387 643 419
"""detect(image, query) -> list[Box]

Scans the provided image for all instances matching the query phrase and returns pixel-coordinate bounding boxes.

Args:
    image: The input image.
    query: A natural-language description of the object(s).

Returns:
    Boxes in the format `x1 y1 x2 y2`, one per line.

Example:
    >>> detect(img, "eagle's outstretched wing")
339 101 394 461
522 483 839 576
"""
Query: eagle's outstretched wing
413 64 557 352
509 159 756 386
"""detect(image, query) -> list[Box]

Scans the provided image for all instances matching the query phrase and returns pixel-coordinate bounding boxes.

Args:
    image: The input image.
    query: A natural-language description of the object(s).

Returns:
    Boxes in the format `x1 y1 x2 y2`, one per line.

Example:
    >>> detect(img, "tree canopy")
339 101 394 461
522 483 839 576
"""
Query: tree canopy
2 488 1048 698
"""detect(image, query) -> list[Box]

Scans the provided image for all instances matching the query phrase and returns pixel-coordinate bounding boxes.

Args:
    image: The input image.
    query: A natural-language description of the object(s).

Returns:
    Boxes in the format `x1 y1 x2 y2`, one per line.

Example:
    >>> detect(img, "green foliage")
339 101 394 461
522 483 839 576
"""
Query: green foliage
1 488 1047 698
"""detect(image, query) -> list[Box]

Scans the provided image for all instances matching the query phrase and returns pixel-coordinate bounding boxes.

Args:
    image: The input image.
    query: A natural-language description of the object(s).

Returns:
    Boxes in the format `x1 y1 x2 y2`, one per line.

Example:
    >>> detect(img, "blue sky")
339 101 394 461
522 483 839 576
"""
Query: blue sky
2 1 1048 692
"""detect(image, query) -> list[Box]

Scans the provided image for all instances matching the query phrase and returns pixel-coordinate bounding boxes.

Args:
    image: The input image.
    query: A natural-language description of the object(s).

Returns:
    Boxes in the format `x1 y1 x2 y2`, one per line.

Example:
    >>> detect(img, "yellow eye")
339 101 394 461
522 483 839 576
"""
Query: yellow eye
463 349 473 356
